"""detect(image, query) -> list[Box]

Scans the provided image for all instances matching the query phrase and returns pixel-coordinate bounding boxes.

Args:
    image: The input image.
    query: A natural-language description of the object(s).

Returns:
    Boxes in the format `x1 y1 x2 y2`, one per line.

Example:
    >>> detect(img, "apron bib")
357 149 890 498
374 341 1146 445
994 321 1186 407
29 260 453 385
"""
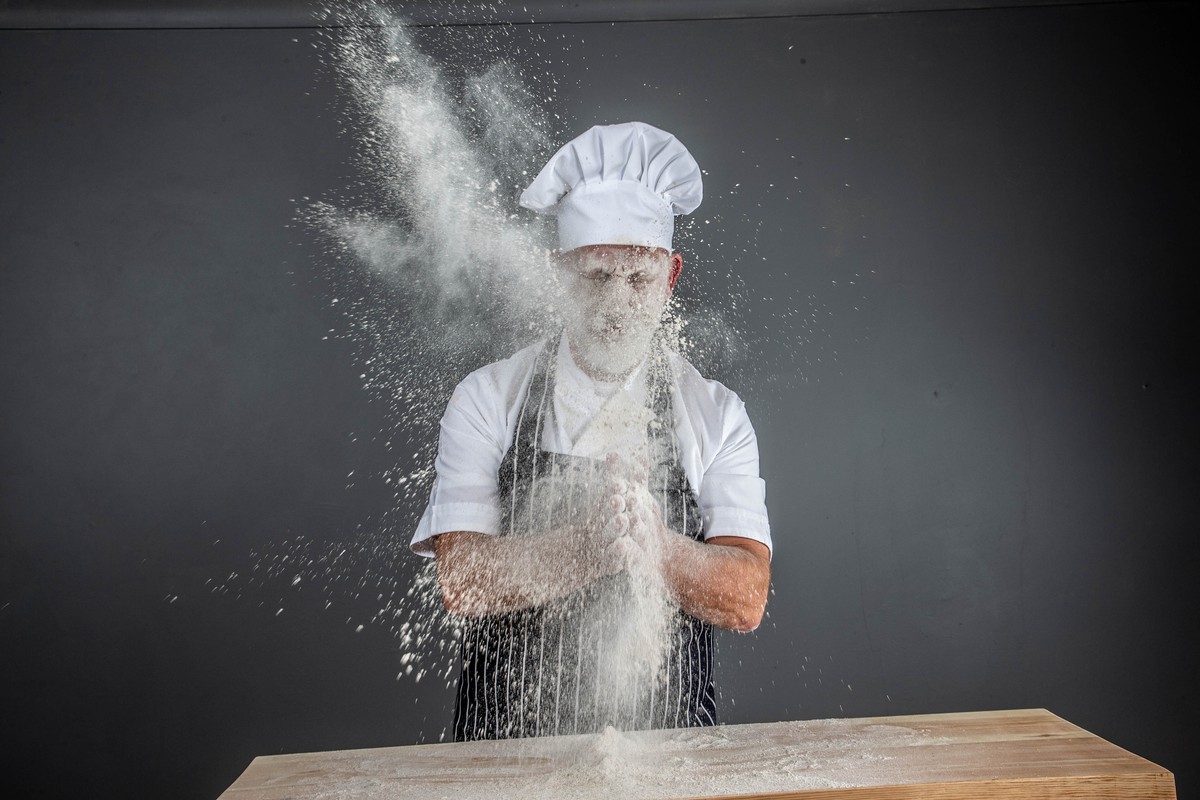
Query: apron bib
452 335 716 741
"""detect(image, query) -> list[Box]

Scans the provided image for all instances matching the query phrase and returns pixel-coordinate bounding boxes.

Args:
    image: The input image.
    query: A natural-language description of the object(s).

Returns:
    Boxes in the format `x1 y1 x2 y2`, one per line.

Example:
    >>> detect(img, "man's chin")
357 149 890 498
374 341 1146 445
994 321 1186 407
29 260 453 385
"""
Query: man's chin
574 340 649 379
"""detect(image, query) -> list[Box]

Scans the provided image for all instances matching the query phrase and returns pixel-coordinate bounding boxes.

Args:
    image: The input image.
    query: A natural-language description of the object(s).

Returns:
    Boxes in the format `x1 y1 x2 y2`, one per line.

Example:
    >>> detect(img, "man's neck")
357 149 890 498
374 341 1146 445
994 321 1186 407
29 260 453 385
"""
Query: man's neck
562 334 646 389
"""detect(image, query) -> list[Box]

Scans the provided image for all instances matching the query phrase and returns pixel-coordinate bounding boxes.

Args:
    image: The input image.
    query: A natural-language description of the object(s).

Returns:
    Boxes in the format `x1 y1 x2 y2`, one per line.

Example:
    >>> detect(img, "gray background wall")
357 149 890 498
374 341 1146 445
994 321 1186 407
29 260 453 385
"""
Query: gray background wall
1 1 1195 798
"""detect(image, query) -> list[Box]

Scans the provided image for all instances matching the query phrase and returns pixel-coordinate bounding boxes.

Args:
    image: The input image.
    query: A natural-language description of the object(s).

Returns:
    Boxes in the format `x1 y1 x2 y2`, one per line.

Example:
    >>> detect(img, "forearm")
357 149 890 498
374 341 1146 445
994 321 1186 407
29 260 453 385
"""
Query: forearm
432 530 612 616
658 534 770 632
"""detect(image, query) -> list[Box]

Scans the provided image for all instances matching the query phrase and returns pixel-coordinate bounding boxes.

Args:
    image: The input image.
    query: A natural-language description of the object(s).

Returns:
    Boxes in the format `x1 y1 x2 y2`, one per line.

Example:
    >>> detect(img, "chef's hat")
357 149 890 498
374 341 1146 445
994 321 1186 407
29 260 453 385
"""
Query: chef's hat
519 121 703 252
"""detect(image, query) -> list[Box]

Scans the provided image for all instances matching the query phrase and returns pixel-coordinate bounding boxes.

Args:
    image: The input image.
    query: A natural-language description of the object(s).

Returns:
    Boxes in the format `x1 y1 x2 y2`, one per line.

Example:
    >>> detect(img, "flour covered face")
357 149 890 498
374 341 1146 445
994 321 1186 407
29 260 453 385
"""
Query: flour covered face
556 244 681 379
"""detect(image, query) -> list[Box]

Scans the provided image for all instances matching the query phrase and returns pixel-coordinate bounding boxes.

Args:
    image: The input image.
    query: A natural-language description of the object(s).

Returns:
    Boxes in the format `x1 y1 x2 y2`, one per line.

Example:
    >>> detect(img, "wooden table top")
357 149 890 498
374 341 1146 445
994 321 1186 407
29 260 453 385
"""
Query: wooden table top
216 708 1175 799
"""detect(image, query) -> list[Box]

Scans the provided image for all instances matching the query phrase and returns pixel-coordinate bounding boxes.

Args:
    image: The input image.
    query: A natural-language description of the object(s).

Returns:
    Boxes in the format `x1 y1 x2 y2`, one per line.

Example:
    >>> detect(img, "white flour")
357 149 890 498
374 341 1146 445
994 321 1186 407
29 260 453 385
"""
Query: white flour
293 720 952 799
303 3 702 736
212 0 805 748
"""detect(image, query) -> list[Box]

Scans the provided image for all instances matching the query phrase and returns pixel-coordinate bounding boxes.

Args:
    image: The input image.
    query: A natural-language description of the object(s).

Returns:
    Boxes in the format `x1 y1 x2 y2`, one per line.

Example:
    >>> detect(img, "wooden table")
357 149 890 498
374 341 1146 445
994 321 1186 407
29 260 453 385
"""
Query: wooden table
217 708 1176 799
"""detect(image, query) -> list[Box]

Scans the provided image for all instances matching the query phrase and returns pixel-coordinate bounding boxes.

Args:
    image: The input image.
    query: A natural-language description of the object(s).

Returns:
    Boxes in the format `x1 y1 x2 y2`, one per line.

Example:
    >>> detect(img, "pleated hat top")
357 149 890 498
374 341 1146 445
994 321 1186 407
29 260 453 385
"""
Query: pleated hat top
520 121 703 252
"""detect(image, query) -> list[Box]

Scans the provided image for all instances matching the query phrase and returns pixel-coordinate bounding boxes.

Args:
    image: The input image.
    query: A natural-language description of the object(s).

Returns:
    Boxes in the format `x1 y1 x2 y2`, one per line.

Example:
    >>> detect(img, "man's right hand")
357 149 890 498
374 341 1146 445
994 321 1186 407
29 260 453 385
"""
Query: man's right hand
597 453 660 575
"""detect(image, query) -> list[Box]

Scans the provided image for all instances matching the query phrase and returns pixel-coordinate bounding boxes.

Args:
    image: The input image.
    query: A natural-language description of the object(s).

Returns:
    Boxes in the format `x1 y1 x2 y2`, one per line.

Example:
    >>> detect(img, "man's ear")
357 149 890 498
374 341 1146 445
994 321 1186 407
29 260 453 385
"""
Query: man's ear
668 253 683 291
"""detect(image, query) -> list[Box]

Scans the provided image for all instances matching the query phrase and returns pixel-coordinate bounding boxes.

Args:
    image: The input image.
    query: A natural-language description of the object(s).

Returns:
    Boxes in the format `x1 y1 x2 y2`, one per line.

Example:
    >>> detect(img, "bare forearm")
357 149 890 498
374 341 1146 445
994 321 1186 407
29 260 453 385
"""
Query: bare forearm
659 535 770 632
433 530 611 616
601 461 771 632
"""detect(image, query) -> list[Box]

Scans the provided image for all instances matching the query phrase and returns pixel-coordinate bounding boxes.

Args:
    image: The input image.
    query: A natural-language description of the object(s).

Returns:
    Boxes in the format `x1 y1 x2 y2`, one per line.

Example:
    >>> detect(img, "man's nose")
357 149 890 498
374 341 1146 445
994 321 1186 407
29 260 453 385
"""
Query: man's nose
605 286 639 311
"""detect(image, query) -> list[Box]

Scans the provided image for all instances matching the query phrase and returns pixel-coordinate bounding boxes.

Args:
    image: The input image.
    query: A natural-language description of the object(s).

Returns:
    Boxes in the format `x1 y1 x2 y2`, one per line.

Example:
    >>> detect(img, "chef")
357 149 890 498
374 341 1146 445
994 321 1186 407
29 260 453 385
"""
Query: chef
411 121 771 741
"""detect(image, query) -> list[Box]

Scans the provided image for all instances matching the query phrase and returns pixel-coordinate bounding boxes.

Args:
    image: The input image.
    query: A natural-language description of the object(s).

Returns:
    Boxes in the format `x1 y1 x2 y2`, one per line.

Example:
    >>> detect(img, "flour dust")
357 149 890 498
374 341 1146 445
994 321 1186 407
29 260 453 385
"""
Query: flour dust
295 719 949 800
207 3 722 742
205 0 861 745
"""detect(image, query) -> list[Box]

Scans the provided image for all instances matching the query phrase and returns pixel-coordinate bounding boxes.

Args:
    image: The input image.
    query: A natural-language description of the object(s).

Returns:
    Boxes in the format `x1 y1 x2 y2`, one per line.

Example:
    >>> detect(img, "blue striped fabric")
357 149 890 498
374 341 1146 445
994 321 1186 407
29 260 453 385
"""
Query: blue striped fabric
452 335 716 741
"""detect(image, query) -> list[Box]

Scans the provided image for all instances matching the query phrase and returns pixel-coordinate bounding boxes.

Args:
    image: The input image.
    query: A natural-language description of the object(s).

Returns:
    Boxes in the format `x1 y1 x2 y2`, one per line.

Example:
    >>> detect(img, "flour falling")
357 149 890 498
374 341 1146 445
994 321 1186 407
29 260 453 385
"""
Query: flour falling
303 4 713 740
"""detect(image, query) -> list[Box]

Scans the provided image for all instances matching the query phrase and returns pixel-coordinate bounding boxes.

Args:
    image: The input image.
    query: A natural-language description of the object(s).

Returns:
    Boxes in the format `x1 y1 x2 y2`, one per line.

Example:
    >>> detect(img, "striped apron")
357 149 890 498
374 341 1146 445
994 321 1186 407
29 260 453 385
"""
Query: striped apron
452 335 716 741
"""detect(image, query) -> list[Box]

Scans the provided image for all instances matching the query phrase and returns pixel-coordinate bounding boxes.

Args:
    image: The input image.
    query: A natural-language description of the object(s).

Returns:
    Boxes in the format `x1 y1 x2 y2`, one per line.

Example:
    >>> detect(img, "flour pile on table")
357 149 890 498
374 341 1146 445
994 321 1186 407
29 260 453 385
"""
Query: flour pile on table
301 721 953 800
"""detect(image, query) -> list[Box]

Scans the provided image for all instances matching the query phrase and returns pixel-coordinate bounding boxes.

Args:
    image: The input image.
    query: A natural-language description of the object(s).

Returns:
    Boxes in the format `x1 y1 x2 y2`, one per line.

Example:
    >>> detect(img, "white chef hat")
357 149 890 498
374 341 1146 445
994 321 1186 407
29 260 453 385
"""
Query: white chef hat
519 121 703 252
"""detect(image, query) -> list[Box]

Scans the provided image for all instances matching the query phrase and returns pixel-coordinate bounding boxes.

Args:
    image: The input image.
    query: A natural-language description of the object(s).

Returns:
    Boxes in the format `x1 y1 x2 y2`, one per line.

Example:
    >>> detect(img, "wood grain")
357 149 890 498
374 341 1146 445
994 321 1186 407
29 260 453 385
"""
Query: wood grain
216 708 1176 799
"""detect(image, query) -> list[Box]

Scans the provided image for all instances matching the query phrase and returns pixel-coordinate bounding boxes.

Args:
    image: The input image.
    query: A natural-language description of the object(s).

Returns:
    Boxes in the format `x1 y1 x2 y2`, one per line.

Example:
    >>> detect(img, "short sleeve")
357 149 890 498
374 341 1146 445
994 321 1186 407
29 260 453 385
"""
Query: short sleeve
410 374 509 557
698 394 772 556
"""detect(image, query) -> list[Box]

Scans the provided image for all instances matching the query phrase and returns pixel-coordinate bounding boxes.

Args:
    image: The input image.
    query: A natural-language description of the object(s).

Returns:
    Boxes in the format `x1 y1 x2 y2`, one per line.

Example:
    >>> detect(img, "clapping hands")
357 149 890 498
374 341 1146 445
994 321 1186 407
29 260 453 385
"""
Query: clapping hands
597 453 665 575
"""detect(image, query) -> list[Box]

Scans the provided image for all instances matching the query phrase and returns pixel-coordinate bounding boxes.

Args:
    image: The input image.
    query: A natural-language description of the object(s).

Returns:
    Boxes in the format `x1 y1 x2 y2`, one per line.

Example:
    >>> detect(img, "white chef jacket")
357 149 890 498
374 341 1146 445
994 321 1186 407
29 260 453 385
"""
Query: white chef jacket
411 335 771 556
